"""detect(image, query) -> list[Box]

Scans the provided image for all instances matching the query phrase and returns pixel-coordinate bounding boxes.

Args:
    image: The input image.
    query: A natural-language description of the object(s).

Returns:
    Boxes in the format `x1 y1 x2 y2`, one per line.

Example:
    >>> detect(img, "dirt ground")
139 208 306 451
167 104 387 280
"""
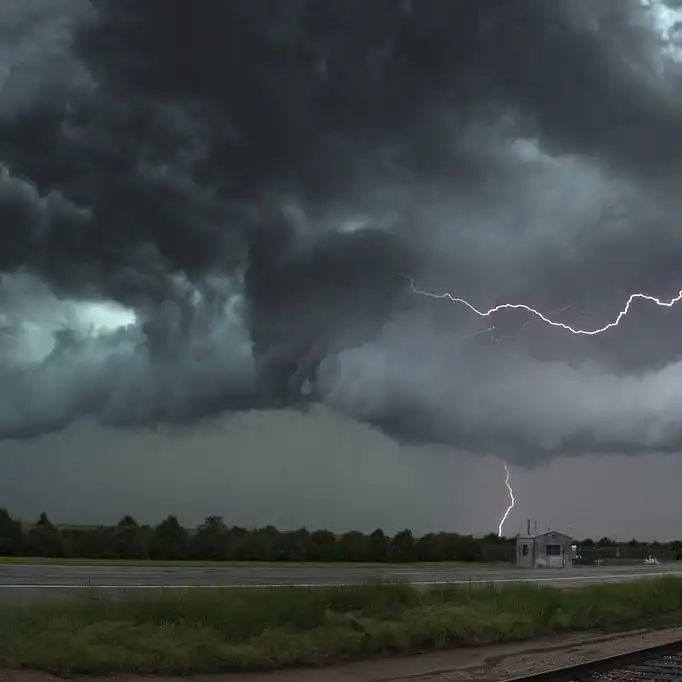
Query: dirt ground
2 626 682 682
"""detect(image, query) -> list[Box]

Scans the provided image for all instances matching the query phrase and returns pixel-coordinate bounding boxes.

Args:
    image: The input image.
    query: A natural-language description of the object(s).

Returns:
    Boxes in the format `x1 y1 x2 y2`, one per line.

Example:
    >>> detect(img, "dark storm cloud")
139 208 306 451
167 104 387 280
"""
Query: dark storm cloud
4 0 682 462
0 274 258 439
0 0 95 121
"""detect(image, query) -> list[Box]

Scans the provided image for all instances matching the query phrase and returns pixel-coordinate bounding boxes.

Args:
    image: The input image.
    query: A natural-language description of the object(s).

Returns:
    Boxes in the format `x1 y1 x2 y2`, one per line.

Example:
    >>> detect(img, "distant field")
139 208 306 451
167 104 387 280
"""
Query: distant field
3 577 682 674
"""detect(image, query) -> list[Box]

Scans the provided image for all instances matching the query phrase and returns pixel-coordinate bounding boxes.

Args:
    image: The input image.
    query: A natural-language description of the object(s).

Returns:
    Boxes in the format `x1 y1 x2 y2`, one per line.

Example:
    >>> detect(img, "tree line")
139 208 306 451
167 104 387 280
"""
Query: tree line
3 509 678 562
575 536 682 562
0 509 517 562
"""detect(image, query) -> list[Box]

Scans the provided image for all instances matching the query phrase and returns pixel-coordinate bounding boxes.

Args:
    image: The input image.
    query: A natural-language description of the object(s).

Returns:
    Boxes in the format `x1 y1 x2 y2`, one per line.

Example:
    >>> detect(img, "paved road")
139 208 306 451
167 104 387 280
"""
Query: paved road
1 562 681 601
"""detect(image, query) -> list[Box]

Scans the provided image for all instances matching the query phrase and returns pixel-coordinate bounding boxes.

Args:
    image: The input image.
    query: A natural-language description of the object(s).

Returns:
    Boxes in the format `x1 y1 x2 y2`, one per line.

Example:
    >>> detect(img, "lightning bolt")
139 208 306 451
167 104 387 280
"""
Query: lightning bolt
486 303 578 343
405 276 682 336
497 463 515 537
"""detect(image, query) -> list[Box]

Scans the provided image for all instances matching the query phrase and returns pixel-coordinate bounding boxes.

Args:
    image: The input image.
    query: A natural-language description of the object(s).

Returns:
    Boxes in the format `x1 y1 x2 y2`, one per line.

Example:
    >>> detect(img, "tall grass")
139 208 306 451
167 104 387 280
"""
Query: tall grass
2 579 682 674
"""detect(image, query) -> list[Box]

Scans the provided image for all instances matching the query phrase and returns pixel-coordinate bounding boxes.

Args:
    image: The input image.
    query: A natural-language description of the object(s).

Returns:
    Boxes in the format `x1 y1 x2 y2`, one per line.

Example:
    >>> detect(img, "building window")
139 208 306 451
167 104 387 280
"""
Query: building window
522 544 528 556
546 544 561 556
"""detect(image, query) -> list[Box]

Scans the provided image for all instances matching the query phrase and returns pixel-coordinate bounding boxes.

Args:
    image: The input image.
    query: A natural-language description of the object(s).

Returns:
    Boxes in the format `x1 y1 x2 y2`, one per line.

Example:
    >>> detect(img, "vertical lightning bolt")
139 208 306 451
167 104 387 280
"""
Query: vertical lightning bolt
497 463 515 537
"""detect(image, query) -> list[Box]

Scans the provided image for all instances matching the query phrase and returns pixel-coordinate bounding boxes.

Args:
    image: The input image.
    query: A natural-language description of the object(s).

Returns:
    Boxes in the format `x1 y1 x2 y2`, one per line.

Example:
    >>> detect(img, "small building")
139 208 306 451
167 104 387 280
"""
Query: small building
516 530 574 568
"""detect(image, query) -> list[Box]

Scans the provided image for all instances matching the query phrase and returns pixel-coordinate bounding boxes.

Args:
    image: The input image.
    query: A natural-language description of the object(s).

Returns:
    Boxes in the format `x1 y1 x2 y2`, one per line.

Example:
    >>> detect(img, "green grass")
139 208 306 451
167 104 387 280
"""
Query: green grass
0 556 496 568
2 579 682 674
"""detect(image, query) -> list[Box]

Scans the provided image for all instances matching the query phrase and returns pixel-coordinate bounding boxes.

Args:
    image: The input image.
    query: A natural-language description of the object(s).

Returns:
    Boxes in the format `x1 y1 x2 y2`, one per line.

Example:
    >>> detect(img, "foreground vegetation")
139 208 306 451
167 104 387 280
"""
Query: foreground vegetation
3 578 682 674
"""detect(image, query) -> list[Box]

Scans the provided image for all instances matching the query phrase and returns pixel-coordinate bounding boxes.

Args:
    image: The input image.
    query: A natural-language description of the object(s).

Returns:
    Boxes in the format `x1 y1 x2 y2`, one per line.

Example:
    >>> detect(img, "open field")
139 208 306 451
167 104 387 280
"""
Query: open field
3 579 682 674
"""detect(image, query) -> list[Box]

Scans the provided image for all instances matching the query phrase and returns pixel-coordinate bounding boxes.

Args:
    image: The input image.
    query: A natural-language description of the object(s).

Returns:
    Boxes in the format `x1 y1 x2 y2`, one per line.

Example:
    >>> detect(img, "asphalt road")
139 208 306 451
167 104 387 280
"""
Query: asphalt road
1 562 682 601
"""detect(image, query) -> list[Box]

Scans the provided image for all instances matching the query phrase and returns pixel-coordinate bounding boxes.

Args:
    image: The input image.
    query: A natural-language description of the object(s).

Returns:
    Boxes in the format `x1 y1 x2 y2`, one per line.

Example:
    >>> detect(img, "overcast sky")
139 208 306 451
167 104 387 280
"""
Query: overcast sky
4 0 682 540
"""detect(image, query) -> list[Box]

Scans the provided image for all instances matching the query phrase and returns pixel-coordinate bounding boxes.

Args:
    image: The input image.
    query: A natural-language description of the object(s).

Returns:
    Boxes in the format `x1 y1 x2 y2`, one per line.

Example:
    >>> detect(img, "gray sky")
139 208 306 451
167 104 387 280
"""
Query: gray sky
3 410 682 540
3 0 682 539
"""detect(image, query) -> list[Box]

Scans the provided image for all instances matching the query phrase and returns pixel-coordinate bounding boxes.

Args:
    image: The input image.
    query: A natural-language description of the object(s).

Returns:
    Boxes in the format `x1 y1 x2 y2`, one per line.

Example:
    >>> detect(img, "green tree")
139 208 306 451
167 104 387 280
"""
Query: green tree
0 508 23 556
338 531 370 562
152 515 189 559
309 529 337 561
369 528 389 562
24 513 63 557
193 515 229 559
253 525 281 560
274 528 311 561
442 533 481 561
416 532 443 561
670 540 682 559
114 515 149 559
63 526 115 559
391 529 416 562
230 527 271 561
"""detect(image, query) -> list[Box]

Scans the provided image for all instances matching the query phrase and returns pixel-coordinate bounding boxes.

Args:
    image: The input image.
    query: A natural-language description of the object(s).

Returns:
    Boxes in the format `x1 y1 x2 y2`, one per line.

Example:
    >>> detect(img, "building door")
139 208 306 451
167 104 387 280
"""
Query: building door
545 543 562 568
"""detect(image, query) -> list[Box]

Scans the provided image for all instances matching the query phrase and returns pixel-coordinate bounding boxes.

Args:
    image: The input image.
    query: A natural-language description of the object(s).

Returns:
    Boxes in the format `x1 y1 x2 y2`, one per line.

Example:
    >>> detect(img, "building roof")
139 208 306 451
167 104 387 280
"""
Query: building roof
516 530 573 540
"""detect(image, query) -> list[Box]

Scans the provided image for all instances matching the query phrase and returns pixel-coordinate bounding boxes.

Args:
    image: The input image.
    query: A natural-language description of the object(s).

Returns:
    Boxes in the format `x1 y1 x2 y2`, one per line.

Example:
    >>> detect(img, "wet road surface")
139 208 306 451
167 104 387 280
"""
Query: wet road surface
1 562 681 601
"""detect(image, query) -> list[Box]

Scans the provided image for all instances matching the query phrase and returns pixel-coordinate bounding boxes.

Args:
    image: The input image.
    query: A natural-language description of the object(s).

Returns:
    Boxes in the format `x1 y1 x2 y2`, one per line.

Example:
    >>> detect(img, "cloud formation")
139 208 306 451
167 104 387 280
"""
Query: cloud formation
3 0 682 463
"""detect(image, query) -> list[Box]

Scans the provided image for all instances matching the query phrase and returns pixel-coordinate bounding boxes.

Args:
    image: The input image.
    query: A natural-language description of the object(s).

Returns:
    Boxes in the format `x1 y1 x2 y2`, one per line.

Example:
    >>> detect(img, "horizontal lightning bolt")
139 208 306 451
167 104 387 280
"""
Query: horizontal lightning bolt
487 303 578 343
405 276 682 336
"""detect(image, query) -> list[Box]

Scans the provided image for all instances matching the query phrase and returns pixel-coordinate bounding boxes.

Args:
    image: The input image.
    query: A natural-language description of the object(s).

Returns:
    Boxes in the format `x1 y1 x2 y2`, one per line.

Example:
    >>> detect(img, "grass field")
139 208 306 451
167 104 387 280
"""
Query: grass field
0 556 494 568
2 578 682 674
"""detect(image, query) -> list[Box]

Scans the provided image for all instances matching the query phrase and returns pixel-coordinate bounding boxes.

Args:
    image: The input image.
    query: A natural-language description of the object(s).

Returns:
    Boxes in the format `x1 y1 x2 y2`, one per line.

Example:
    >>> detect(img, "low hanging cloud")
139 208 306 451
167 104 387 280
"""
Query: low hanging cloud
316 311 682 461
3 1 682 464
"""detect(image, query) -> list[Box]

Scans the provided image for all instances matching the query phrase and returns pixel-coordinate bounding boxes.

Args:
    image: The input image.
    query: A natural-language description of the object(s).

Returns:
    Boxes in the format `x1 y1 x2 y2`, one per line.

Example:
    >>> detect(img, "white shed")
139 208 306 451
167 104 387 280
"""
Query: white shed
516 530 574 568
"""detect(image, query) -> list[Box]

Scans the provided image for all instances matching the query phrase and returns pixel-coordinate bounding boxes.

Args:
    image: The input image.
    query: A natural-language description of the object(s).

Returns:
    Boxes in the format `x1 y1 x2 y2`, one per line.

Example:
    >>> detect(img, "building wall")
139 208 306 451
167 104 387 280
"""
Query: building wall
517 532 573 568
517 537 534 567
